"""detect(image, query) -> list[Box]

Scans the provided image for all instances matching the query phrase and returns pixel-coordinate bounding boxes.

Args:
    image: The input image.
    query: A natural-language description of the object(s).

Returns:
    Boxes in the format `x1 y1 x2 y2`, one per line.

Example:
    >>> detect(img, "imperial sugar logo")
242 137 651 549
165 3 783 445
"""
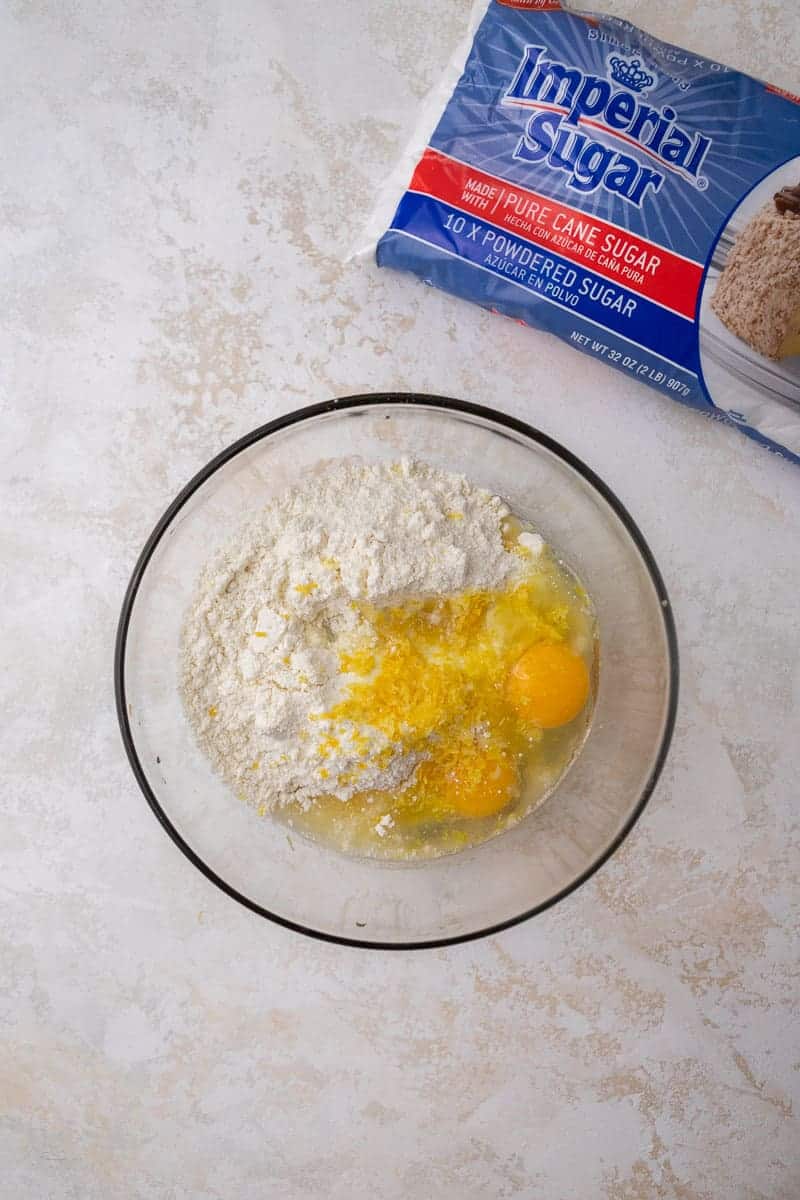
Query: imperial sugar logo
608 56 653 93
503 45 711 206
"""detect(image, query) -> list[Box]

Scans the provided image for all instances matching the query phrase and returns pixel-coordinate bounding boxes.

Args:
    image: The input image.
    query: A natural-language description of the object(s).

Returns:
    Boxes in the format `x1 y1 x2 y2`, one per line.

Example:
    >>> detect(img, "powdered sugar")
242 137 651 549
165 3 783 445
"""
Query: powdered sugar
181 458 525 811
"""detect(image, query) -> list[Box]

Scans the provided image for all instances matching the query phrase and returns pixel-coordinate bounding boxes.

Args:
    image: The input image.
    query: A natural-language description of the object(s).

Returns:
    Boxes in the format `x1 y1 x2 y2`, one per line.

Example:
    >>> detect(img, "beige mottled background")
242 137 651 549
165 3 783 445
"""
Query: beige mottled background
3 1 799 1197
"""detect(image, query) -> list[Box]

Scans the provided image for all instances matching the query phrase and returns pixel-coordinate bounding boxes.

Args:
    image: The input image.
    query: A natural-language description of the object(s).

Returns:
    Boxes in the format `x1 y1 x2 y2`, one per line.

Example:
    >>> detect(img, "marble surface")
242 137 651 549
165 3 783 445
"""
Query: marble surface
3 1 799 1196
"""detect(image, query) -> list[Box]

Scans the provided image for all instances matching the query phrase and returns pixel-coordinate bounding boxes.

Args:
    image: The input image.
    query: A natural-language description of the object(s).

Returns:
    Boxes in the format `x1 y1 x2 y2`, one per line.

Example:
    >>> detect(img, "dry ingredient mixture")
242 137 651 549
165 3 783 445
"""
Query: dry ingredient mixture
182 458 596 859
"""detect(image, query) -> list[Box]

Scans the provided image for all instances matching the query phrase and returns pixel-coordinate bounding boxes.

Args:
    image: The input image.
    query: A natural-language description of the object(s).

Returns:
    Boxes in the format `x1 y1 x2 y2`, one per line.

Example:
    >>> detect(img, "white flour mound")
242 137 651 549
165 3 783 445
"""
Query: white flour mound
181 458 526 810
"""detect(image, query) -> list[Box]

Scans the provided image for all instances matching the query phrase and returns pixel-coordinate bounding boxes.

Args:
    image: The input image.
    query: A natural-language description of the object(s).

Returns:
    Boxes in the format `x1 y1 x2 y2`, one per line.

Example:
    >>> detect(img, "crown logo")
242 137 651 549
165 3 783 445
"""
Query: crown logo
608 56 655 93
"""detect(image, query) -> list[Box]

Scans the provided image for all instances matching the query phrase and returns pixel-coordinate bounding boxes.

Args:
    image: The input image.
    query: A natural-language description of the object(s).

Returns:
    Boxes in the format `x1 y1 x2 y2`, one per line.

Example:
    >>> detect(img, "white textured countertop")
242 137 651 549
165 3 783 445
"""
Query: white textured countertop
3 2 799 1196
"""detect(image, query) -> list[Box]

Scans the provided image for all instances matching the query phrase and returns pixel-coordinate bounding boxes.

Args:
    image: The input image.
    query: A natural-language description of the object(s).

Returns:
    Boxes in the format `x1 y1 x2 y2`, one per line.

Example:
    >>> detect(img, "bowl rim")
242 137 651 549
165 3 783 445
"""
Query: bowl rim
115 394 679 950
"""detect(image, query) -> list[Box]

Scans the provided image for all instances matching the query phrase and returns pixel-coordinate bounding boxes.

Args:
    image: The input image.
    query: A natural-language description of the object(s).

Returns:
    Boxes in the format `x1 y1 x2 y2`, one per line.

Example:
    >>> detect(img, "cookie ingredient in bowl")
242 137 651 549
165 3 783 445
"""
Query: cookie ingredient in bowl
506 642 590 730
183 460 520 805
182 457 596 859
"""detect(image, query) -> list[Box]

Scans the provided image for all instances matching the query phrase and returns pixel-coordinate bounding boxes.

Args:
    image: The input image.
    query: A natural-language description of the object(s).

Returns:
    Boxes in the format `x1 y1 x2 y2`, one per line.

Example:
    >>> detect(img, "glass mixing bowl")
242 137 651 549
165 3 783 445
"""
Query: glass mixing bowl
115 396 678 948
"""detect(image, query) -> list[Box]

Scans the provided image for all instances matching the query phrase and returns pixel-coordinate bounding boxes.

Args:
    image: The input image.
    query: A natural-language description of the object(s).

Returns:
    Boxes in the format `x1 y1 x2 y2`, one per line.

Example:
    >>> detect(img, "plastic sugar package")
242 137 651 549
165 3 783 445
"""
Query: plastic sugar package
370 0 800 465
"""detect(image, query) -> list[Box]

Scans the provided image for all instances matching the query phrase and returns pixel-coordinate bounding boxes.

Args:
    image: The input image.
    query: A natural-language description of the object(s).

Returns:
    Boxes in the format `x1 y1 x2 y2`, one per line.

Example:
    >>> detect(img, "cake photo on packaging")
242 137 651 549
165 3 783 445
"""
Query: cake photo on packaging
711 186 800 360
371 0 800 463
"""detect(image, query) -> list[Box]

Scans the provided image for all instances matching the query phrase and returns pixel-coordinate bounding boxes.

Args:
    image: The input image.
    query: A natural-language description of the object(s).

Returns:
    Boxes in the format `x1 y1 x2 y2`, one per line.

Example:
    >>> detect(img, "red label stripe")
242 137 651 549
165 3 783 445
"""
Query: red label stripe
496 1 563 9
766 83 800 106
407 147 703 321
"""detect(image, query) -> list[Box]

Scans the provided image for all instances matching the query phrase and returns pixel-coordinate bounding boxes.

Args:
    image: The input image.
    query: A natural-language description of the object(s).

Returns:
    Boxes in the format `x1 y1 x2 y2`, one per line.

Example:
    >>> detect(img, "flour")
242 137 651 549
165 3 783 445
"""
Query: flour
181 458 528 811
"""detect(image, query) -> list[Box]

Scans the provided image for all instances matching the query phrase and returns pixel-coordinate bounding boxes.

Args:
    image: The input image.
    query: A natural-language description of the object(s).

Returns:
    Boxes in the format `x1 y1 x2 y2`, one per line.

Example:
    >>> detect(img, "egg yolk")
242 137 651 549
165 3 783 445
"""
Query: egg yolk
506 642 590 729
443 750 518 819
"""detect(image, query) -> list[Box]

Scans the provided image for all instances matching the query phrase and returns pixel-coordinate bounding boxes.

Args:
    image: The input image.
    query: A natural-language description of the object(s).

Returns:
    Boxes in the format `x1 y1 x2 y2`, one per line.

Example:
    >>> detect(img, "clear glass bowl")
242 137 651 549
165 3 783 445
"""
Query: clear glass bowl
115 396 678 948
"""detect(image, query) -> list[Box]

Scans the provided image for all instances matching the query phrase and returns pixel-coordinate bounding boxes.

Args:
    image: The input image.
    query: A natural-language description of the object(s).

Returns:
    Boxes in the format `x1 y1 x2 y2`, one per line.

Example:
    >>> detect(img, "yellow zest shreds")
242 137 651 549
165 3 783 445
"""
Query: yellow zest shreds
349 728 371 757
340 646 376 676
376 746 395 770
319 768 330 780
317 735 341 758
294 581 318 596
251 760 260 770
320 556 340 570
254 631 267 638
446 510 464 520
208 705 218 718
